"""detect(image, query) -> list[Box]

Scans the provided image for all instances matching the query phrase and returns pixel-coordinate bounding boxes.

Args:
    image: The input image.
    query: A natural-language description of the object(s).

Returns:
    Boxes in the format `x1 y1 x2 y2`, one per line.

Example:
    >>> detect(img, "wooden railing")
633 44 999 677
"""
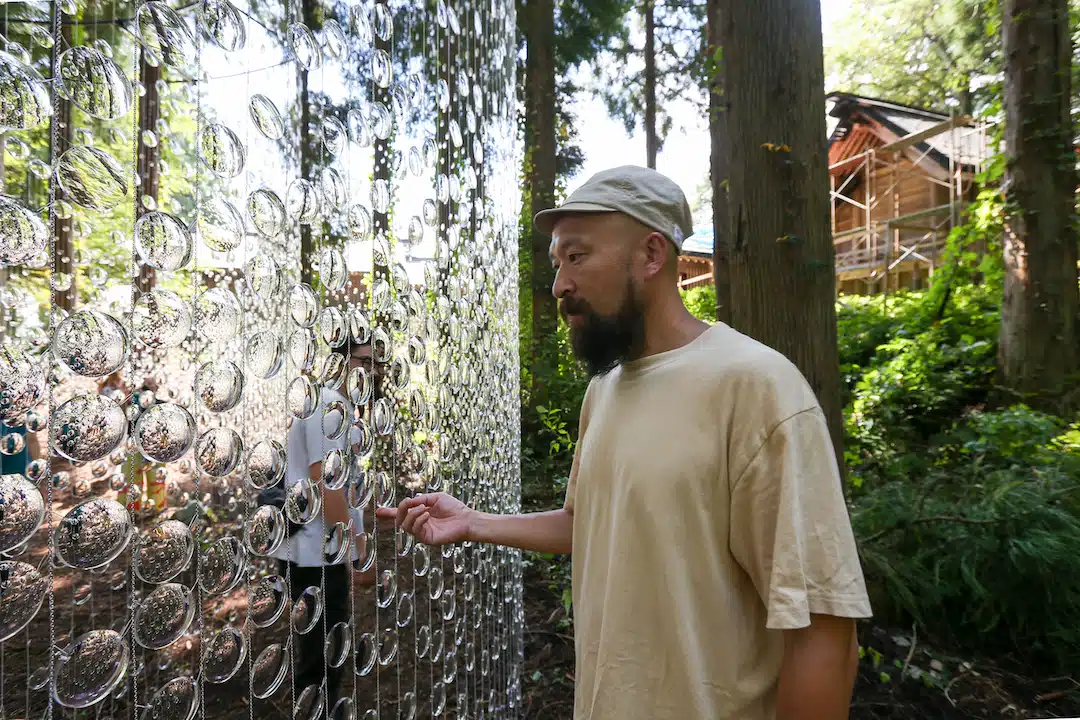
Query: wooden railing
834 227 949 275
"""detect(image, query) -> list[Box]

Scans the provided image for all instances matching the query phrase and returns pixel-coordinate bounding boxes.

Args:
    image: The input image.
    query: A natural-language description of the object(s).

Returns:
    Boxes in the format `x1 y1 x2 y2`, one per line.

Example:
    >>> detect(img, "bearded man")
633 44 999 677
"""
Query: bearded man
378 165 872 720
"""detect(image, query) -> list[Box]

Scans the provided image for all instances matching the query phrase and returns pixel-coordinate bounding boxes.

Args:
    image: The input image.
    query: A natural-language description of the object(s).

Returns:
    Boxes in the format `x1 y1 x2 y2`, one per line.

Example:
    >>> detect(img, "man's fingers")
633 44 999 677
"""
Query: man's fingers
374 493 443 528
394 495 431 526
401 503 428 534
412 510 431 542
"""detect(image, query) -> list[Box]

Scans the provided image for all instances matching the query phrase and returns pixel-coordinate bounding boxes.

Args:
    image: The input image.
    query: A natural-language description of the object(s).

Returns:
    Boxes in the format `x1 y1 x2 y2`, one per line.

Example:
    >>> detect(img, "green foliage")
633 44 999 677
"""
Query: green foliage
852 406 1080 669
825 0 1001 113
680 283 716 322
521 320 590 508
843 284 1001 478
1 11 206 318
837 233 1080 670
592 3 707 151
840 137 1008 475
551 0 635 76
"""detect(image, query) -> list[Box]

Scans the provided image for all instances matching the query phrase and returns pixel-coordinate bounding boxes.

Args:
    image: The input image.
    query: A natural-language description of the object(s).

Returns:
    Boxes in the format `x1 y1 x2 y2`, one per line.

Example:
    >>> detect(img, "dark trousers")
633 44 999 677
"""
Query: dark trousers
279 561 350 709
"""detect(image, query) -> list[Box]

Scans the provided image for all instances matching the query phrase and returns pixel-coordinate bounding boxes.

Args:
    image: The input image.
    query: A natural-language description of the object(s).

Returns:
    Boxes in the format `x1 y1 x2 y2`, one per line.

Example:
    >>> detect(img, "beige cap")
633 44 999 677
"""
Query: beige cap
533 165 694 251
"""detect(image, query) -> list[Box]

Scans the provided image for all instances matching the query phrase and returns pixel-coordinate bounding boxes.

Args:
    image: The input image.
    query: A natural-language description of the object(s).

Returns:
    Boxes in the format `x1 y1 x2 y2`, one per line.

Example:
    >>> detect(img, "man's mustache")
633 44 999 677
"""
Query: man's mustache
560 296 591 319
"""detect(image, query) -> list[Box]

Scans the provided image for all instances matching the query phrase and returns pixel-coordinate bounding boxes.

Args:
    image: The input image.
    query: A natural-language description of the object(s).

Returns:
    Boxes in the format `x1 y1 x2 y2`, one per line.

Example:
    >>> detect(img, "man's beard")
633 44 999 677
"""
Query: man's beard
561 282 646 377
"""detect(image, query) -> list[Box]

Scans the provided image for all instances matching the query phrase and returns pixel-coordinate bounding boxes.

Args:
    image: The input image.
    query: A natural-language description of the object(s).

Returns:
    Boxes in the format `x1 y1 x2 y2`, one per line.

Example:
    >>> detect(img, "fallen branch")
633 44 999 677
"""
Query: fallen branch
525 629 575 643
1036 676 1080 702
900 622 918 681
944 666 972 707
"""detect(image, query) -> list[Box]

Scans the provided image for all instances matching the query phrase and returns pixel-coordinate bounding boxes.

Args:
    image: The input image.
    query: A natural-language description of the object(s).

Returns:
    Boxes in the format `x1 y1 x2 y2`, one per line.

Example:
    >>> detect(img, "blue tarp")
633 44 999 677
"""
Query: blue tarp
682 227 714 257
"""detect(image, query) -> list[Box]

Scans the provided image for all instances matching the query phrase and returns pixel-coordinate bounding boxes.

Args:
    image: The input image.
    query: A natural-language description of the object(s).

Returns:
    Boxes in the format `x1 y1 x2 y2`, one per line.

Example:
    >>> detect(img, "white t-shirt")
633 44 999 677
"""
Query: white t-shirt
271 387 365 567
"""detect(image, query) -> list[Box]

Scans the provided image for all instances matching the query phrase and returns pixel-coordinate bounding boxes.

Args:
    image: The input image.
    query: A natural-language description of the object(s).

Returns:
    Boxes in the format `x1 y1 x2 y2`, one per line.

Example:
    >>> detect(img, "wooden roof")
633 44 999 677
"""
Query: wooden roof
826 92 989 179
828 123 883 175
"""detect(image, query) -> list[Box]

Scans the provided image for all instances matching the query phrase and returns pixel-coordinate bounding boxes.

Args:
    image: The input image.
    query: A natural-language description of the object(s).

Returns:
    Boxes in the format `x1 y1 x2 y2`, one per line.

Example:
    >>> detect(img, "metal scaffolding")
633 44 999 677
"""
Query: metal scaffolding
829 111 992 293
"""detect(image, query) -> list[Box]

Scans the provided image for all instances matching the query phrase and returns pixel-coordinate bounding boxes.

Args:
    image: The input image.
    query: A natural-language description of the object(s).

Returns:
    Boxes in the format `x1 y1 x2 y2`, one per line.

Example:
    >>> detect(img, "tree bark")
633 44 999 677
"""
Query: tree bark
51 17 75 311
706 0 729 324
524 0 557 380
522 0 558 509
136 55 161 294
645 0 658 169
298 0 318 287
998 0 1080 410
721 0 846 468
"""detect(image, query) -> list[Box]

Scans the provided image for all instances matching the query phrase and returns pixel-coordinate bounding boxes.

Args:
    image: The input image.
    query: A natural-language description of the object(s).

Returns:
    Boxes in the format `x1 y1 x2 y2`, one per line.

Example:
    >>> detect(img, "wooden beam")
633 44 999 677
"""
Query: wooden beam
679 271 713 288
879 115 972 154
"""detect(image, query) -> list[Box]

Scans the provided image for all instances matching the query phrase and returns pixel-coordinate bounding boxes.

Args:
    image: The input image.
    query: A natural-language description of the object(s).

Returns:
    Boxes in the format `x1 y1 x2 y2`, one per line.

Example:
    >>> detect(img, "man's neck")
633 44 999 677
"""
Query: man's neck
637 300 710 359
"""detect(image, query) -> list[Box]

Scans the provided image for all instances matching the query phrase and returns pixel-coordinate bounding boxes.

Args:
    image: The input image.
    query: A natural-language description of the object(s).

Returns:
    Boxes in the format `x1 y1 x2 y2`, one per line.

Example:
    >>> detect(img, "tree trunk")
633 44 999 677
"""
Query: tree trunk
51 16 75 311
298 0 318 287
644 0 658 169
136 54 161 295
999 0 1080 410
525 0 557 379
523 0 558 508
707 0 729 324
721 0 846 468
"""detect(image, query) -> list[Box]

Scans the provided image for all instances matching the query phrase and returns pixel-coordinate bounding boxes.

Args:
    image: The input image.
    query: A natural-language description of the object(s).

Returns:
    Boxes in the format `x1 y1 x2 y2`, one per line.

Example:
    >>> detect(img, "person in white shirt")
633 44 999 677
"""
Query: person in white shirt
271 347 364 709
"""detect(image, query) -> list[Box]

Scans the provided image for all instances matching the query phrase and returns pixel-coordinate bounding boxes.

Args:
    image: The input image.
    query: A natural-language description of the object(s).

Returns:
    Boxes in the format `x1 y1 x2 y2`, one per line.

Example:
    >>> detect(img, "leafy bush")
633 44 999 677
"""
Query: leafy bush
520 320 590 511
680 284 717 322
852 406 1080 669
842 284 1001 481
836 292 924 405
834 233 1080 670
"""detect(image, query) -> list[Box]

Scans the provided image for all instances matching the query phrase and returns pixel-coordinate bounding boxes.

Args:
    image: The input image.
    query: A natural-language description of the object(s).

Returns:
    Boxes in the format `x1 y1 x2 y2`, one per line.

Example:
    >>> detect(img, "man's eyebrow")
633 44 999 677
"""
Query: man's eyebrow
550 238 584 261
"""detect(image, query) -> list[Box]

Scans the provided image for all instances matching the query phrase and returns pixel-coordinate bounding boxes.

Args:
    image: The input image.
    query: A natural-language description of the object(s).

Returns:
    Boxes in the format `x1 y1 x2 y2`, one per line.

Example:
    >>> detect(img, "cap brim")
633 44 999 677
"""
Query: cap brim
533 202 617 235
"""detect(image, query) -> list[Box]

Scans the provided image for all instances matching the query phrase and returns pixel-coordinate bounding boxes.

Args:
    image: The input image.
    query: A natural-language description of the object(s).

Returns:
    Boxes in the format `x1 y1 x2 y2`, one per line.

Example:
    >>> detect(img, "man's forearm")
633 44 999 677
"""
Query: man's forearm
467 508 573 554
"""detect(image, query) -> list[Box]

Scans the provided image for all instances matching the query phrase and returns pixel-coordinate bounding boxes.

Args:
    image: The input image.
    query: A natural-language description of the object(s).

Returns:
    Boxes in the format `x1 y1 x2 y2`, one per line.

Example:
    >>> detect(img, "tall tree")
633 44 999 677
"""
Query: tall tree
51 13 76 311
705 0 729 323
524 0 558 373
136 54 161 295
720 0 846 463
594 1 706 165
644 0 657 167
997 0 1080 409
517 0 627 393
516 0 629 509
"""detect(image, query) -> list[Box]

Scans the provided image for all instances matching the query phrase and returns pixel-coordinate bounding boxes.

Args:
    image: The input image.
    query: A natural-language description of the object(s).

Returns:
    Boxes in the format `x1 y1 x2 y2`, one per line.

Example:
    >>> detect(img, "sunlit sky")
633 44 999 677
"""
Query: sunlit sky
184 0 852 277
566 0 852 224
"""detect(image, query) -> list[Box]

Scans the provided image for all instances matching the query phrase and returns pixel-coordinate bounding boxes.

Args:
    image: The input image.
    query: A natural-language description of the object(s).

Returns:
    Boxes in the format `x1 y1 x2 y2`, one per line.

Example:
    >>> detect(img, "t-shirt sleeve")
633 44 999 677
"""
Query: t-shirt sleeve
729 406 872 630
304 398 351 466
304 397 362 536
563 441 584 512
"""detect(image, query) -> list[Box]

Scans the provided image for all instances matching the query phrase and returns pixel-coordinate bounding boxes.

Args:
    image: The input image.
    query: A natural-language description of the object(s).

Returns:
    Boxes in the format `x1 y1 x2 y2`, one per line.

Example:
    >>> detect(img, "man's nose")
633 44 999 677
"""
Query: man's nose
551 267 572 299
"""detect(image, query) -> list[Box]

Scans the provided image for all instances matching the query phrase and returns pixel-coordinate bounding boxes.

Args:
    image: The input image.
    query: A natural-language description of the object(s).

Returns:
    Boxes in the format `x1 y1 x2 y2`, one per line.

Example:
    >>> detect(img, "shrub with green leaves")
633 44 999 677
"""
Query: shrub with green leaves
835 240 1080 670
680 283 717 322
852 406 1080 670
842 284 1001 480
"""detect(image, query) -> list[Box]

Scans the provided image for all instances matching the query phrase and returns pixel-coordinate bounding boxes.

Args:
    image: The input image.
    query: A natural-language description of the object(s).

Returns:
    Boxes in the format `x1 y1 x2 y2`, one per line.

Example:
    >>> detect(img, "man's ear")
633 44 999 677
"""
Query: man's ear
642 232 671 279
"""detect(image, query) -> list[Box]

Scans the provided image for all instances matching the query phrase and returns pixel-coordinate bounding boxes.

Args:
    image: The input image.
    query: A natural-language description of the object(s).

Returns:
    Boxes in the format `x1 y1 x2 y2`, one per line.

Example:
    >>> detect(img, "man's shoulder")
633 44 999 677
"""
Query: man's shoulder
694 324 821 419
697 323 806 379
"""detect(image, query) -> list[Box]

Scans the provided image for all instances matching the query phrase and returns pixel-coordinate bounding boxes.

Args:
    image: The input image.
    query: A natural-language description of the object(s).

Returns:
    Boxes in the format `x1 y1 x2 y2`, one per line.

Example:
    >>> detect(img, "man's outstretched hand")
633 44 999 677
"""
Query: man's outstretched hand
375 492 473 546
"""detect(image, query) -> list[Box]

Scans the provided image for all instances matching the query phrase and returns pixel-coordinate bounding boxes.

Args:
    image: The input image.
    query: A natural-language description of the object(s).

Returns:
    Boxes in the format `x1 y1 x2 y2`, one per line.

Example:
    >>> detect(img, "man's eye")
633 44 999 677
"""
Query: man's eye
568 253 583 263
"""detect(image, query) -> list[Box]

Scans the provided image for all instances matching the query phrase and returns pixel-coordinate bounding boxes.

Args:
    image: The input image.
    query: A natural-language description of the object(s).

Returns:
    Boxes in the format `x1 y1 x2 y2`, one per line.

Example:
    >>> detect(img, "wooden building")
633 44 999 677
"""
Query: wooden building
677 93 993 295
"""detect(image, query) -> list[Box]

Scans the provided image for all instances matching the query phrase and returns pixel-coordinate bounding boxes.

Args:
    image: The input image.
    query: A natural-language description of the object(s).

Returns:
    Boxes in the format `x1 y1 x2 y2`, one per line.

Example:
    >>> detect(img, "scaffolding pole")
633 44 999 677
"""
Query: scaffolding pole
830 113 994 293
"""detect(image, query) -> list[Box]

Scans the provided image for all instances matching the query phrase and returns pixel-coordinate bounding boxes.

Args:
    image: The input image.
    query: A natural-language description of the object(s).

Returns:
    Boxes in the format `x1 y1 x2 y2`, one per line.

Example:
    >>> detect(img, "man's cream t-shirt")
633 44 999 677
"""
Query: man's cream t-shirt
565 322 872 720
